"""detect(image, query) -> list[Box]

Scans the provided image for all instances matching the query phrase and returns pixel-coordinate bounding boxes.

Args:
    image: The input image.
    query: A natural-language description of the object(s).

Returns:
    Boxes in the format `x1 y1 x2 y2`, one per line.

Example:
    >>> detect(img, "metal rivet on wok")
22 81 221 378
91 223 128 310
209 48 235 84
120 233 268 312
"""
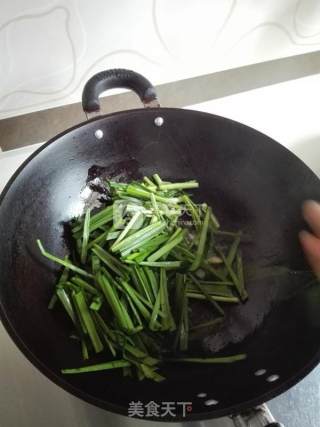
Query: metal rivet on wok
267 374 280 383
204 399 219 406
254 369 267 377
197 392 207 398
154 116 164 127
95 129 104 139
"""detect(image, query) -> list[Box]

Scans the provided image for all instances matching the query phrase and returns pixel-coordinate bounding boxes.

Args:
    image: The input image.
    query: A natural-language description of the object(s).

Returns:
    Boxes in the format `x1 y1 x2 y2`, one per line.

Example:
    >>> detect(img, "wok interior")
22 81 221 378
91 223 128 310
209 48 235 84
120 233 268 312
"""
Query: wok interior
1 108 320 419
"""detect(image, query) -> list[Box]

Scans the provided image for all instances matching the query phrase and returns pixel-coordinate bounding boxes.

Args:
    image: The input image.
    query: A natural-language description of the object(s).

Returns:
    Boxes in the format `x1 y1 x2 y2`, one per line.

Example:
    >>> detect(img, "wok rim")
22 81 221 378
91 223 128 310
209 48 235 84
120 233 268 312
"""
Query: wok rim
0 107 320 421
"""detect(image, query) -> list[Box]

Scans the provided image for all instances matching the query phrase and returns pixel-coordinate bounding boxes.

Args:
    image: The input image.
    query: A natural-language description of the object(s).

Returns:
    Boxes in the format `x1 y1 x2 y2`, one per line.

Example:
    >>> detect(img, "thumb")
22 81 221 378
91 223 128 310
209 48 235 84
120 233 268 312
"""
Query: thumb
299 230 320 278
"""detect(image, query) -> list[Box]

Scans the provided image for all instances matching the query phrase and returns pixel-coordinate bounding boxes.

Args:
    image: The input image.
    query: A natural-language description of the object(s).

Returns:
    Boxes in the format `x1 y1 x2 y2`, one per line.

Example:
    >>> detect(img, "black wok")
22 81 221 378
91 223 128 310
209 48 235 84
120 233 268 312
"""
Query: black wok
0 69 320 424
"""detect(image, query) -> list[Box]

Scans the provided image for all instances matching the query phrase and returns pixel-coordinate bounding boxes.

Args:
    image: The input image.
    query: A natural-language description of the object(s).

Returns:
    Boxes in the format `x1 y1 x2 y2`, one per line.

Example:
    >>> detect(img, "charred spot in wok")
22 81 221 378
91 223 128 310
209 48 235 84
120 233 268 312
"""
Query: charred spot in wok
86 166 111 202
84 159 142 207
88 159 142 182
62 221 77 255
86 165 108 182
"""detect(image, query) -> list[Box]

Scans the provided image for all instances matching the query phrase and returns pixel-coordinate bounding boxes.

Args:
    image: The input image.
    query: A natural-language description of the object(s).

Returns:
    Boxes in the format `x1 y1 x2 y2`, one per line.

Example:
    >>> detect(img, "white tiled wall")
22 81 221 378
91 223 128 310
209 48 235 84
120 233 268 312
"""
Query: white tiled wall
1 0 320 119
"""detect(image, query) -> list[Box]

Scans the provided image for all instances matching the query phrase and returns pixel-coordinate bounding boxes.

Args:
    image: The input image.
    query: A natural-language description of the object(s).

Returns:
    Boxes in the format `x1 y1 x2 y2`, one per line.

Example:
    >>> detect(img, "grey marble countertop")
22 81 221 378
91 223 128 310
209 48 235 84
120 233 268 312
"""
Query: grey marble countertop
268 364 320 427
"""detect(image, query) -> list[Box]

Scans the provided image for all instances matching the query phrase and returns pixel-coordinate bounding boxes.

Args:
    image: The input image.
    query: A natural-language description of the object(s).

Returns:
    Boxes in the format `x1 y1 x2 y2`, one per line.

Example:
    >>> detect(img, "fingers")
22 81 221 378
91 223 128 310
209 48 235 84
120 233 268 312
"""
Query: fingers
299 230 320 278
301 200 320 277
302 200 320 238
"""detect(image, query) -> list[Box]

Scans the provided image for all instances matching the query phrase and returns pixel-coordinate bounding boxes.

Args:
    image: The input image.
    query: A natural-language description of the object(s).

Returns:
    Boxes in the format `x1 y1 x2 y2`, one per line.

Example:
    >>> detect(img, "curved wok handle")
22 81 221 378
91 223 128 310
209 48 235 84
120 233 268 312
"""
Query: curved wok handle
82 69 160 119
232 404 284 426
266 424 283 426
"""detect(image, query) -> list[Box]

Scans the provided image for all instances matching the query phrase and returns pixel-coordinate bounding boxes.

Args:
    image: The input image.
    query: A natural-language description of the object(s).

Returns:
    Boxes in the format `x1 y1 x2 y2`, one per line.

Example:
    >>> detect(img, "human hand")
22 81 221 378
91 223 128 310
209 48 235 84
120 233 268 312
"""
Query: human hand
299 200 320 278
